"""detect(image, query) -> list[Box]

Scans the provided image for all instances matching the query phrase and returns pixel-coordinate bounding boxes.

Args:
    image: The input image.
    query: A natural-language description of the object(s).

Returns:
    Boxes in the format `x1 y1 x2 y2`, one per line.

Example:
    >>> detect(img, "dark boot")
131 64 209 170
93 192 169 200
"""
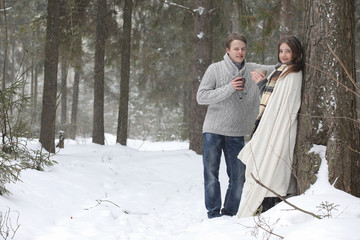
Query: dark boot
255 197 282 214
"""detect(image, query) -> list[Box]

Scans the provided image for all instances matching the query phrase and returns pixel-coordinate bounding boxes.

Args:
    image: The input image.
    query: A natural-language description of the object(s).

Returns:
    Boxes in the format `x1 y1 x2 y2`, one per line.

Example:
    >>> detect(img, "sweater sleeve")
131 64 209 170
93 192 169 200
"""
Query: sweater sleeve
257 79 268 96
196 64 235 105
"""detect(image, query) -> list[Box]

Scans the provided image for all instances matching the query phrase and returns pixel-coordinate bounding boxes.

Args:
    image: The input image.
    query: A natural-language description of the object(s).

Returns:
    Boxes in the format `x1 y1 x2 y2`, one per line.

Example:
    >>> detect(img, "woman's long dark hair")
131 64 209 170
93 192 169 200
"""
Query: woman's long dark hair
278 35 304 78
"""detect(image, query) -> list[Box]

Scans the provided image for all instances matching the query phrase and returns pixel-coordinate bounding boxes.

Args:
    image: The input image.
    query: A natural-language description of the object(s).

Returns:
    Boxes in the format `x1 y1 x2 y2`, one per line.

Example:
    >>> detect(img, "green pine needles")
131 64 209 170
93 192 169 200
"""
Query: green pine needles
0 79 57 196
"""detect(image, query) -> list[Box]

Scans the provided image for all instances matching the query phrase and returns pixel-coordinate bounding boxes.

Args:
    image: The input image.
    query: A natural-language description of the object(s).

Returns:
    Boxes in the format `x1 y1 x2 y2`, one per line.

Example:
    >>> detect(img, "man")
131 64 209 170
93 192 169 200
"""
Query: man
196 32 274 218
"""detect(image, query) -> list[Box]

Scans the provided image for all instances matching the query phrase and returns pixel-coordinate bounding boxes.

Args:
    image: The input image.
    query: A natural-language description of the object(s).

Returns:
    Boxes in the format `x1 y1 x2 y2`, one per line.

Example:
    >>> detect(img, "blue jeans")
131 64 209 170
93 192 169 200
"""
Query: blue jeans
203 133 246 218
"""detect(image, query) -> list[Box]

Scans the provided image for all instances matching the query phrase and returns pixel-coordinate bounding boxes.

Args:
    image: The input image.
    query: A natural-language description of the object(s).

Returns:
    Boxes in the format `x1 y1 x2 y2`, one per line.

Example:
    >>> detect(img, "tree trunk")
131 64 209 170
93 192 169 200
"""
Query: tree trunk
294 0 360 197
1 0 8 91
69 0 89 140
33 63 39 125
189 0 213 155
116 0 133 146
70 70 80 140
280 0 293 38
92 0 106 145
30 44 36 125
39 0 60 153
60 58 67 127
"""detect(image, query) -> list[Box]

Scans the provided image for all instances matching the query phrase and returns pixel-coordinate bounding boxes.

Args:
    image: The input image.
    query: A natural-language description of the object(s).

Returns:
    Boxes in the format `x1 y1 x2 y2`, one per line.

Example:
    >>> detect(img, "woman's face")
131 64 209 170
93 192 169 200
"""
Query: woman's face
279 43 293 64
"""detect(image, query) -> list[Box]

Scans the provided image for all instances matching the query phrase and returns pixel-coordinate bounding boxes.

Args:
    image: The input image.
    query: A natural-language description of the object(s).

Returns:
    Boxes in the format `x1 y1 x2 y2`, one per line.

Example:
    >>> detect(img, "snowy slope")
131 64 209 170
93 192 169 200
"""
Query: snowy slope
1 135 359 240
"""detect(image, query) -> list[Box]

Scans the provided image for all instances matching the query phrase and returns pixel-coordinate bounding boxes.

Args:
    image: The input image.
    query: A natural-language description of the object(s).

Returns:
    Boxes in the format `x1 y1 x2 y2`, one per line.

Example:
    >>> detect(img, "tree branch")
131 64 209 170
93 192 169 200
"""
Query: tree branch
297 113 360 124
163 0 195 14
326 43 360 93
250 173 321 219
306 63 360 98
84 199 129 214
253 216 284 239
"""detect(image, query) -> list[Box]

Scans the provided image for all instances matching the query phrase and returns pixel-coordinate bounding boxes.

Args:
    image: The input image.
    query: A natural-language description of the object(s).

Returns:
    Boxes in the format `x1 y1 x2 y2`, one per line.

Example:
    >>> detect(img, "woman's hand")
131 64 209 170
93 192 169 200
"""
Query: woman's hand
251 71 266 83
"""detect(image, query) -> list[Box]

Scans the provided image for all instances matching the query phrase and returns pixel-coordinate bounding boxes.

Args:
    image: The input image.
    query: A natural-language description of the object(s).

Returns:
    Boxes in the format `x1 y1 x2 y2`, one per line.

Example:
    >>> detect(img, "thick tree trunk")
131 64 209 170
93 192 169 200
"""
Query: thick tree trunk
189 0 213 155
69 0 89 140
92 0 106 145
280 0 293 38
294 0 360 196
116 0 133 146
39 0 60 153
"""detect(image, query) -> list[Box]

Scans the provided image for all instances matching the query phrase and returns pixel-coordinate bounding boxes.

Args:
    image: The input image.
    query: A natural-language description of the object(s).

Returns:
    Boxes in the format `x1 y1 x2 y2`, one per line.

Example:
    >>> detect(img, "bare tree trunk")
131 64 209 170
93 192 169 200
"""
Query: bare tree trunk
230 1 241 32
60 58 67 127
1 0 8 91
70 71 79 140
11 41 15 84
280 0 293 38
116 0 133 146
294 0 360 197
39 0 60 153
92 0 106 145
31 63 40 126
69 0 89 140
189 0 213 154
30 43 35 124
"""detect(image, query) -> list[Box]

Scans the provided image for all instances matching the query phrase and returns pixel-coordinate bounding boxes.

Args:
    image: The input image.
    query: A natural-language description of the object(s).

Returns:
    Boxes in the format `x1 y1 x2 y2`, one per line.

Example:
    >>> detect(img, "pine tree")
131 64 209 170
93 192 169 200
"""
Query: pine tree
116 0 133 145
92 0 107 145
189 0 213 154
40 0 61 153
294 0 360 197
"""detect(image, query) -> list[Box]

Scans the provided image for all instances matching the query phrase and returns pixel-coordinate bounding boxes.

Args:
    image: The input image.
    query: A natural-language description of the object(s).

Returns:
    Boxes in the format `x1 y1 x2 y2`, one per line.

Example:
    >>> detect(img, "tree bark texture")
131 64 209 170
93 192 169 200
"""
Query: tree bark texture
39 0 60 153
92 0 106 145
280 0 293 38
189 0 213 155
70 71 80 140
69 0 89 140
31 59 39 126
294 0 360 197
116 0 133 146
60 59 67 126
1 0 8 91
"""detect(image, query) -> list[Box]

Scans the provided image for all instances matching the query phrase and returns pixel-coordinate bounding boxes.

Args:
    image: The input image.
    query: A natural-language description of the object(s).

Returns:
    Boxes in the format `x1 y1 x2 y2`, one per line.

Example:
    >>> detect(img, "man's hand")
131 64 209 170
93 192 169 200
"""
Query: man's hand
231 77 245 91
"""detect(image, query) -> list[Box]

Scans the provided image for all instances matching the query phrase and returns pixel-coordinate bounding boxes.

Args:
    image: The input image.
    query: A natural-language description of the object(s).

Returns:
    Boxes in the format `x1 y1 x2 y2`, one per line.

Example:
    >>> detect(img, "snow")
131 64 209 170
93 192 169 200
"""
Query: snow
194 7 205 16
197 32 204 39
1 135 360 240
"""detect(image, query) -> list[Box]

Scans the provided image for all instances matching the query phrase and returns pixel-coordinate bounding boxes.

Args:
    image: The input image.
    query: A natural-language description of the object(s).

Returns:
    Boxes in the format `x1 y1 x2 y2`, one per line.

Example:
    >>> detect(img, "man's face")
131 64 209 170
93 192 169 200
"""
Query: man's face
226 40 247 63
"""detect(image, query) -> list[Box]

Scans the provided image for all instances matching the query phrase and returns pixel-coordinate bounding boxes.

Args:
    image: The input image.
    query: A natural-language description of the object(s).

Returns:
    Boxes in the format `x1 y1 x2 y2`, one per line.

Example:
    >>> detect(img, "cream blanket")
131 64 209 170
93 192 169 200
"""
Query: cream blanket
237 69 302 218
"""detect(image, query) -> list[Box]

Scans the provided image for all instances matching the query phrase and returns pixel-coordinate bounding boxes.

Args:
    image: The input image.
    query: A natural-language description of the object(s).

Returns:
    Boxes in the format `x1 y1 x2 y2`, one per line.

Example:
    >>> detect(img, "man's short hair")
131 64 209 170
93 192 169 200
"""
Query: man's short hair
225 32 247 49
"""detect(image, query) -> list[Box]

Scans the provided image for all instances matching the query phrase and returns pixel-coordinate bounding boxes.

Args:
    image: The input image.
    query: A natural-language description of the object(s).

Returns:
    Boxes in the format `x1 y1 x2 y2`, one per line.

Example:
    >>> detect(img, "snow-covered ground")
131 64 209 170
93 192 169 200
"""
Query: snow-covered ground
1 135 359 240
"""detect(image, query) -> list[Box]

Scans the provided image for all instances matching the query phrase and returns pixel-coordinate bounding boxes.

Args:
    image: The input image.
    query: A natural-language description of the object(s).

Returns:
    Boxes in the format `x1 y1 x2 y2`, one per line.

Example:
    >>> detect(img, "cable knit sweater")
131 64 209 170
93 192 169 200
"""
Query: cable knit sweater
197 53 274 136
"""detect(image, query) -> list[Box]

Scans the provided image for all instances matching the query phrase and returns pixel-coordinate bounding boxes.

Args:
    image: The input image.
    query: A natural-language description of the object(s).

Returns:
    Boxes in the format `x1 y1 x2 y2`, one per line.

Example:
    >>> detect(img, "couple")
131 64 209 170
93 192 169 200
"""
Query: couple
196 32 304 218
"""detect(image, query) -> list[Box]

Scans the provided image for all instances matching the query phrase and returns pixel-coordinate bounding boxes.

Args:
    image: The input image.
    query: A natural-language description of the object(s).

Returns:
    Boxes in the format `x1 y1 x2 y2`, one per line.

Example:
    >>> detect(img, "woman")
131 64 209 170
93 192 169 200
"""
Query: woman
237 35 304 217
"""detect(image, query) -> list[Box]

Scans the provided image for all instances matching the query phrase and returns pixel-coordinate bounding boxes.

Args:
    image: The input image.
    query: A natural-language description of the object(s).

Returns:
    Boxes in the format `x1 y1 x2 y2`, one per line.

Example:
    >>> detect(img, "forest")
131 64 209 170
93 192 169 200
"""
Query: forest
0 1 360 196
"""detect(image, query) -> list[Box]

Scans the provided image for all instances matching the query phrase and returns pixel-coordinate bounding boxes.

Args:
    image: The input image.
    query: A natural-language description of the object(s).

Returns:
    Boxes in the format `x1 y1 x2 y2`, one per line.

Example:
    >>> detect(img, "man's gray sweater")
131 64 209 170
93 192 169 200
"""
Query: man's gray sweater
197 53 274 137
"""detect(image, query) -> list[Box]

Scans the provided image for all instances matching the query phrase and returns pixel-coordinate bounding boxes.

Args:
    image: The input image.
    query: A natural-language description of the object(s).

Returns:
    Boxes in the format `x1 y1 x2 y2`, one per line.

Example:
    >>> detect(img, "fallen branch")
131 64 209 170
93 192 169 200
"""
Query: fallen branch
250 173 321 219
0 208 20 240
84 199 129 214
253 216 284 240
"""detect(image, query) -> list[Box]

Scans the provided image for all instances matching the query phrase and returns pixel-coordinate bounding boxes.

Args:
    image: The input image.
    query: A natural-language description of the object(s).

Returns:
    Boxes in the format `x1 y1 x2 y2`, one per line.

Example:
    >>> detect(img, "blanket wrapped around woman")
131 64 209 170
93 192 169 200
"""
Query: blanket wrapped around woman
237 67 302 218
